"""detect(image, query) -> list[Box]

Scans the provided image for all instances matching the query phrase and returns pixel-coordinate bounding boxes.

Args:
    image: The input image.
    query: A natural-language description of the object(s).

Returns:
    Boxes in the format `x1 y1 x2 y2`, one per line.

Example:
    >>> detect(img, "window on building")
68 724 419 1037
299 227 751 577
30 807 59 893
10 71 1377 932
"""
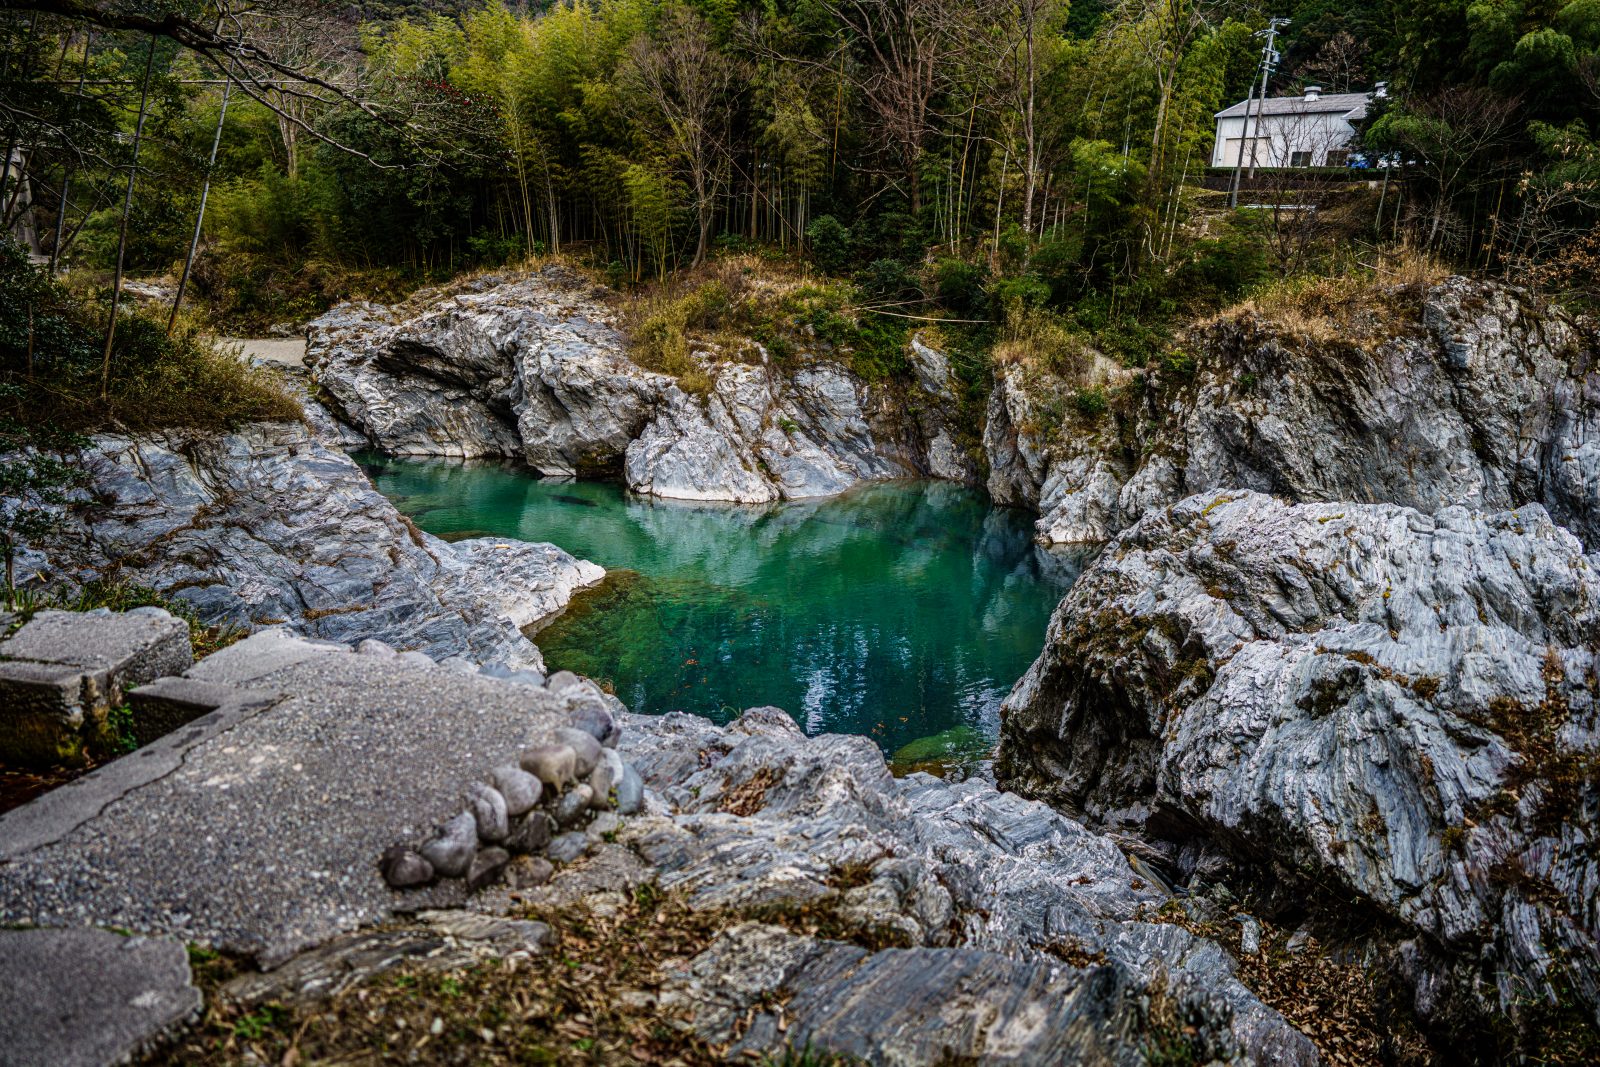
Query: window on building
1327 150 1350 167
1289 151 1313 167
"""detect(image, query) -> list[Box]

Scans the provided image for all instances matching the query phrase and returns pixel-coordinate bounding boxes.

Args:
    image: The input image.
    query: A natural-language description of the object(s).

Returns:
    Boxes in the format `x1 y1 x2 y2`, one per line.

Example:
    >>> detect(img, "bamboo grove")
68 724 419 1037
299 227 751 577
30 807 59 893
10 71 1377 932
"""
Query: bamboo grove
2 0 1599 333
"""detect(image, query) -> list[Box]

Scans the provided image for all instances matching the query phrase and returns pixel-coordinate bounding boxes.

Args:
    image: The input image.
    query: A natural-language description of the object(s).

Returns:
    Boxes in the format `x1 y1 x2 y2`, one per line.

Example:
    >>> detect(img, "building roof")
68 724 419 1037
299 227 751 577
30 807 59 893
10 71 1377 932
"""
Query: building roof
1215 91 1371 121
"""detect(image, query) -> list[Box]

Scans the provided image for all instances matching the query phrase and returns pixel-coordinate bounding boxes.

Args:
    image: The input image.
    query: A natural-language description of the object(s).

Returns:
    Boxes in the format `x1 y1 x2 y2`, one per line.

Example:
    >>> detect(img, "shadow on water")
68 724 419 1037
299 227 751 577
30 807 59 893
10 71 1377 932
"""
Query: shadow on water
361 453 1087 758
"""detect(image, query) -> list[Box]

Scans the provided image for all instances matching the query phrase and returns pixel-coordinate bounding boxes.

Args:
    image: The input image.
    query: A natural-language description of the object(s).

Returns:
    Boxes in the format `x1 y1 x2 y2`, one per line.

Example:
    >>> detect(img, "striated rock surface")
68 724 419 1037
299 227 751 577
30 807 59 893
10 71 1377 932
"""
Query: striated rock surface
21 421 601 669
608 706 1318 1065
991 278 1600 549
308 270 971 501
997 490 1600 1035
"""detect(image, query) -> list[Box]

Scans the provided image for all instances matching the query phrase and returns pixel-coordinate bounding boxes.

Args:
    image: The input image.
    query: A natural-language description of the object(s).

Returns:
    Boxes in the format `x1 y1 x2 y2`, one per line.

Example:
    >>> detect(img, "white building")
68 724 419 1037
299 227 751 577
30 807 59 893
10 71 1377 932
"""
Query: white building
1213 85 1384 169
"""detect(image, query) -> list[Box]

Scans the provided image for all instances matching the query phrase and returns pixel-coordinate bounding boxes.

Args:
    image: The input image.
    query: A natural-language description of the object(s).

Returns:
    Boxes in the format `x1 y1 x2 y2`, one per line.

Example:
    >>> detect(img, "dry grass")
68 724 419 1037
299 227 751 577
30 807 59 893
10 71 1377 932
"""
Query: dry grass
1217 248 1449 346
165 880 888 1066
1150 900 1432 1067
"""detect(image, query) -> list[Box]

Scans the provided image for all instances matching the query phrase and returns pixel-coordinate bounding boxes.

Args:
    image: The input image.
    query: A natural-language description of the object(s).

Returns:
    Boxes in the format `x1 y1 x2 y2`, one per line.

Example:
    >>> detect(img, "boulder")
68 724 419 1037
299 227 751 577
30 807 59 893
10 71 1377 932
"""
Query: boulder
998 490 1600 1035
309 269 966 502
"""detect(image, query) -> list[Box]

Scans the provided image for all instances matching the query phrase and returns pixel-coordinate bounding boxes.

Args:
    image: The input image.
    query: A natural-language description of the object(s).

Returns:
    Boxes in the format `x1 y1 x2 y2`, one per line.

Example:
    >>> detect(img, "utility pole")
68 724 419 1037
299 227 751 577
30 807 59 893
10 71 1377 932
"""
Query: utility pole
1228 17 1289 209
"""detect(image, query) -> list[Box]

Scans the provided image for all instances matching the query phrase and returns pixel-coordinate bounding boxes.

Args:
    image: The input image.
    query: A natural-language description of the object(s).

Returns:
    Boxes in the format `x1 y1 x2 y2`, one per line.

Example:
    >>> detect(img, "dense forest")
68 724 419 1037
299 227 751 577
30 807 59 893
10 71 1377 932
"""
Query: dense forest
1 0 1599 380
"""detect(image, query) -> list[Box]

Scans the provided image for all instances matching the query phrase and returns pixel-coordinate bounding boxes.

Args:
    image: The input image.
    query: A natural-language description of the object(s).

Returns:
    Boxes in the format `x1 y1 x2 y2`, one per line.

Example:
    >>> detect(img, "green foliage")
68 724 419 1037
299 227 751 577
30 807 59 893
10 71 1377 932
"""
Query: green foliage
933 257 990 319
806 215 853 275
1073 386 1109 418
0 241 301 433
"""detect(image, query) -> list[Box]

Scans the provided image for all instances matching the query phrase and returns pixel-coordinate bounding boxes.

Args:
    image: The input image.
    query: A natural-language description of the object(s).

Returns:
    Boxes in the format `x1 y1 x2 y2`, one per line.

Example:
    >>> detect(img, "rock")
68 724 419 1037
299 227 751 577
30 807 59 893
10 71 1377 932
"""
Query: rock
615 762 644 815
490 765 541 816
0 927 201 1067
419 811 479 878
983 277 1600 549
587 812 621 840
1238 916 1262 957
507 856 555 889
379 845 435 889
16 423 604 669
307 269 947 503
521 744 577 791
547 831 589 864
998 490 1600 1035
397 650 435 669
465 847 511 892
592 749 624 809
439 656 478 674
356 638 396 658
614 707 1316 1065
506 812 554 855
465 782 509 843
555 785 594 827
545 670 582 693
555 726 602 777
506 669 546 687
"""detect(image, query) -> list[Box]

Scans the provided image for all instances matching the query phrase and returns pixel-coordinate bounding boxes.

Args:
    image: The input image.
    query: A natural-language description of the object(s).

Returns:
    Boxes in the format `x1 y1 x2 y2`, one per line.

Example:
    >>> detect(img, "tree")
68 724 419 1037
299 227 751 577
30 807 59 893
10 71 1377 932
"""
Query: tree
1369 86 1522 253
620 4 734 268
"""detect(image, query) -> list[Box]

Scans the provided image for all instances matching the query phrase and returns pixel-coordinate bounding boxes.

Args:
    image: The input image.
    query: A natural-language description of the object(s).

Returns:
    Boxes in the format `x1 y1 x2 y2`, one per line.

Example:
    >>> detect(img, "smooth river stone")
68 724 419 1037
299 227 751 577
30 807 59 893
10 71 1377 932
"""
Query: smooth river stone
419 811 478 878
379 845 435 889
466 782 510 842
521 744 578 791
615 763 644 815
491 765 542 815
554 727 602 777
555 785 594 827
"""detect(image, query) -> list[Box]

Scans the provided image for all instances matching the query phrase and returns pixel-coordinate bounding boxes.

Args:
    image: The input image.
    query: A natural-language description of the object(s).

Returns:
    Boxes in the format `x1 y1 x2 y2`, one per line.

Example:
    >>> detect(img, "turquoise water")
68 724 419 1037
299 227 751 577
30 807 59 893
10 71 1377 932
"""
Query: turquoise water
361 456 1084 762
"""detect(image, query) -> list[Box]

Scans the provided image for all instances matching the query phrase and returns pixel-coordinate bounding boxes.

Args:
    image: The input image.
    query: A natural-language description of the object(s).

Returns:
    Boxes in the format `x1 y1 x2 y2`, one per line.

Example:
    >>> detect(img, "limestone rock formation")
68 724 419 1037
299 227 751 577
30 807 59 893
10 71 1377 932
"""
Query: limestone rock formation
20 421 602 668
613 706 1318 1065
307 269 970 501
991 278 1600 549
998 490 1600 1035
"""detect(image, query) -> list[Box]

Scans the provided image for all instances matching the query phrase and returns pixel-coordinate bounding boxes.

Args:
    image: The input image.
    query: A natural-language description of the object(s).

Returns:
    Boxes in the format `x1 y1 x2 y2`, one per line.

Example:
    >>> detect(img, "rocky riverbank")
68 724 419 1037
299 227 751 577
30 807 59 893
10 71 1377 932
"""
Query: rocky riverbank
306 268 977 504
13 416 602 670
0 621 1320 1065
987 276 1600 549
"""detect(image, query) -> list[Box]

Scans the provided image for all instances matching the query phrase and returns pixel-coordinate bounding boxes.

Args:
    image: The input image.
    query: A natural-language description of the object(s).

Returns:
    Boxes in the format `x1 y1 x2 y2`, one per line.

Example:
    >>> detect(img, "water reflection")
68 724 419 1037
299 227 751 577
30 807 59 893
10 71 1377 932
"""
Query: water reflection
363 455 1081 755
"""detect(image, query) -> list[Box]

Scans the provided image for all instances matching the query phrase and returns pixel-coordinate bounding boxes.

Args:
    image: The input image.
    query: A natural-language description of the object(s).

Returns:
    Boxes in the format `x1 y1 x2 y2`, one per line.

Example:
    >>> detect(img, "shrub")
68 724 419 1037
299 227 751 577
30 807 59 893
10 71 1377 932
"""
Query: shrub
934 258 990 318
1073 386 1109 418
0 240 301 434
806 215 853 275
856 258 921 301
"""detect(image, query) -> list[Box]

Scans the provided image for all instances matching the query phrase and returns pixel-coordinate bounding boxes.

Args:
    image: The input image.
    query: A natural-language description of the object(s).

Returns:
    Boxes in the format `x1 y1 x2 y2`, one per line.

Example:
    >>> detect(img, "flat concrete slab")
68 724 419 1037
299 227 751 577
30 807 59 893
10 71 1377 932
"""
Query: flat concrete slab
0 609 192 765
0 609 190 677
0 927 200 1067
0 637 579 966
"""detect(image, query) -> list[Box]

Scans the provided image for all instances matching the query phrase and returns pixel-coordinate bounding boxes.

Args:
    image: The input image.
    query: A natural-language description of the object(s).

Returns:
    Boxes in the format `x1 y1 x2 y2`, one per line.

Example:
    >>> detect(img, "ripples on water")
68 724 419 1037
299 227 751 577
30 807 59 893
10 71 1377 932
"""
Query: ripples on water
362 455 1086 762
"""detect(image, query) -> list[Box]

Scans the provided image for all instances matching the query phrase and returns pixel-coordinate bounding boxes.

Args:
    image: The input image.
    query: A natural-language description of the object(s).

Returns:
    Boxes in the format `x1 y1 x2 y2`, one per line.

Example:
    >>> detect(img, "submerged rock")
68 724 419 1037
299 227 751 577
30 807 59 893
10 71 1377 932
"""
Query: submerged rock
998 490 1600 1037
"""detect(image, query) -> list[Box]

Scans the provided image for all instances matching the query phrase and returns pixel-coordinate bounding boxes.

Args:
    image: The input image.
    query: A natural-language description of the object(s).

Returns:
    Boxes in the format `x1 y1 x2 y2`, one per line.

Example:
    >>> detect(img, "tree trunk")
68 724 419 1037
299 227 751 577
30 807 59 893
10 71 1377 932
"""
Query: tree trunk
100 39 157 402
170 79 230 332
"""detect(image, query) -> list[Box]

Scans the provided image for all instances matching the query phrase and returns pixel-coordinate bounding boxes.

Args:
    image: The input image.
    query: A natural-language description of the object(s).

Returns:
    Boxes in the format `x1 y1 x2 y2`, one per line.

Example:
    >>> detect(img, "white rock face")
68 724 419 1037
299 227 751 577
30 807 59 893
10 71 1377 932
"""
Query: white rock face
999 490 1600 1034
23 420 602 670
987 278 1600 551
307 271 974 500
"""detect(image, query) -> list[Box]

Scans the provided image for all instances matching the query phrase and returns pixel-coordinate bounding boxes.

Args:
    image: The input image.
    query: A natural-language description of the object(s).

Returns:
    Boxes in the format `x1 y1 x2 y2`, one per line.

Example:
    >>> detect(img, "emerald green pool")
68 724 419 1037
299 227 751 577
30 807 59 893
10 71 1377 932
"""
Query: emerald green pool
362 456 1083 763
